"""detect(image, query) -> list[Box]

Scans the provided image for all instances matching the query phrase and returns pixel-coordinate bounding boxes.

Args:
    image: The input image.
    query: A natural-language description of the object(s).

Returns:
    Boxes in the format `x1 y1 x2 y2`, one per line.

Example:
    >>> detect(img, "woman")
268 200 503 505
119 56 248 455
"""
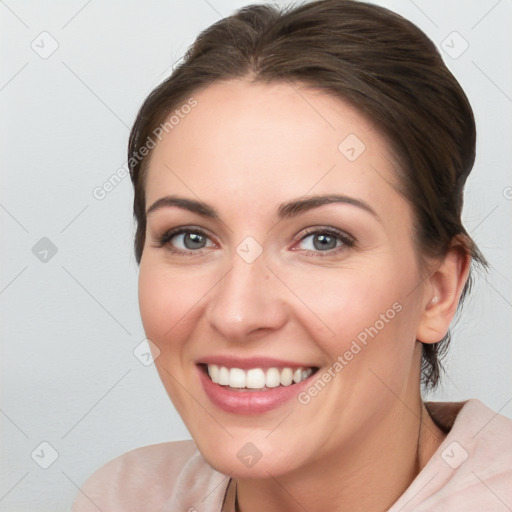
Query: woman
72 0 512 510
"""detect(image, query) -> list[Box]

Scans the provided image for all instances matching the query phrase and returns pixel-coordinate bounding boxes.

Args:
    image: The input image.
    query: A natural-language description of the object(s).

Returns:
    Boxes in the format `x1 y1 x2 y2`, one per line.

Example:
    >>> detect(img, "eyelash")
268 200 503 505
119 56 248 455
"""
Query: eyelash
154 226 356 257
293 227 355 256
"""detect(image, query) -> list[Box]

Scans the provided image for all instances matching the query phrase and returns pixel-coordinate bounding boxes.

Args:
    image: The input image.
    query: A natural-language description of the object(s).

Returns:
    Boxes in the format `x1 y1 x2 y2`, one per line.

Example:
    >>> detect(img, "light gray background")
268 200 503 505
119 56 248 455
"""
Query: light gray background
1 0 511 510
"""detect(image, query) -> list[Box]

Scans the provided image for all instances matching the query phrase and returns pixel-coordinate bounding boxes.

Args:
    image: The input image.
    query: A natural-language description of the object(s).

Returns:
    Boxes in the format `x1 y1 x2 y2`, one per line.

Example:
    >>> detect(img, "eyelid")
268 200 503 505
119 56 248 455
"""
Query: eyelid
296 226 355 244
154 225 356 256
153 226 217 252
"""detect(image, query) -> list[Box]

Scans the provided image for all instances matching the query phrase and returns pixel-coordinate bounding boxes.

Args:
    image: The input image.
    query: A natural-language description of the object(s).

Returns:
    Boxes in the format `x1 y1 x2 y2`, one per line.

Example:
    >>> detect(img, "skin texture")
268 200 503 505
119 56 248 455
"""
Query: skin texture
138 79 470 511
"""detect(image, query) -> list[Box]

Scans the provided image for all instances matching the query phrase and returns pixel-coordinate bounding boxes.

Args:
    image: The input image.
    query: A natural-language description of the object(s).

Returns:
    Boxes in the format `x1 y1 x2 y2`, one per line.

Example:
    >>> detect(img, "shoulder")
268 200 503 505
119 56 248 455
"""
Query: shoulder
433 398 512 507
71 440 228 511
391 398 512 511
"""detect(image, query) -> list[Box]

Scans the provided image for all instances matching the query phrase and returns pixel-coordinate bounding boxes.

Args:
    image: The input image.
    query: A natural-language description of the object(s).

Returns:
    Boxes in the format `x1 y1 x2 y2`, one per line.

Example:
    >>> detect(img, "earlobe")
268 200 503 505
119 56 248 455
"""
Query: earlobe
416 238 472 344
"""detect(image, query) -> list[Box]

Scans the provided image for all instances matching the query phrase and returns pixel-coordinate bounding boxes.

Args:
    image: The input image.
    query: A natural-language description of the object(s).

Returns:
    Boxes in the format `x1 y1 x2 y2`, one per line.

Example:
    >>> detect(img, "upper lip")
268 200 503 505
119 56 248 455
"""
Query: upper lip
197 355 319 370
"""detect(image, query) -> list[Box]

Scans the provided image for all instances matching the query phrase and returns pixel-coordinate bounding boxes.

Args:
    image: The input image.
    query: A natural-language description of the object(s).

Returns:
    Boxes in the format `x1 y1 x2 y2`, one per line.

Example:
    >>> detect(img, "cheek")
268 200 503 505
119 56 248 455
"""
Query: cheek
280 258 419 379
281 266 420 435
137 260 211 415
137 261 208 351
284 266 404 340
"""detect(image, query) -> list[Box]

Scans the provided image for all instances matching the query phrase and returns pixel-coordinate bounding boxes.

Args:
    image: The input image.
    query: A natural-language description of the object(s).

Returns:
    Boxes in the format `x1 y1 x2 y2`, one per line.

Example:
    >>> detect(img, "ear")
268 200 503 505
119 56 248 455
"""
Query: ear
416 237 472 344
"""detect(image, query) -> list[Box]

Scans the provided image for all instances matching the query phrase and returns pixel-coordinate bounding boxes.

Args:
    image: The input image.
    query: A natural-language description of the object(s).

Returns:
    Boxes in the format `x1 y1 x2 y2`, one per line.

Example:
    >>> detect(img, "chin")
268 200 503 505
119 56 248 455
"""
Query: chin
192 434 305 480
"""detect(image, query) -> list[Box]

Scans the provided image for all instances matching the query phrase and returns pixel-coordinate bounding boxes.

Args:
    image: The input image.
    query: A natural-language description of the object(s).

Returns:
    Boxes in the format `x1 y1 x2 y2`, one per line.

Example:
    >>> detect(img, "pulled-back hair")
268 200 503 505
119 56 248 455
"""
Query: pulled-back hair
128 0 487 390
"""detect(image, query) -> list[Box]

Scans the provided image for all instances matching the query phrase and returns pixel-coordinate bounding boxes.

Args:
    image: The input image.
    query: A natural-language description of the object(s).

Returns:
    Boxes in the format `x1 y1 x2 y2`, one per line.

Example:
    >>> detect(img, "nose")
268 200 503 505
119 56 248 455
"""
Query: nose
205 252 288 342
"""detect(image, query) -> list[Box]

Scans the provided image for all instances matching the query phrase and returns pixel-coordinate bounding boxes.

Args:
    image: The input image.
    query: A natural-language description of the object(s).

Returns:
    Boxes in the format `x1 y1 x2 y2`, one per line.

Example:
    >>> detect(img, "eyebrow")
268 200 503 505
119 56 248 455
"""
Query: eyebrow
146 196 220 219
277 194 379 220
146 194 380 221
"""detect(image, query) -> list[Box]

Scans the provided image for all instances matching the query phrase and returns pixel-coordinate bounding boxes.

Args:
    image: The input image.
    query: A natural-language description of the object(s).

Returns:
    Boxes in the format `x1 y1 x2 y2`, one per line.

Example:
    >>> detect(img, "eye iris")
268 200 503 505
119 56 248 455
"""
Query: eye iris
313 233 337 251
184 232 206 249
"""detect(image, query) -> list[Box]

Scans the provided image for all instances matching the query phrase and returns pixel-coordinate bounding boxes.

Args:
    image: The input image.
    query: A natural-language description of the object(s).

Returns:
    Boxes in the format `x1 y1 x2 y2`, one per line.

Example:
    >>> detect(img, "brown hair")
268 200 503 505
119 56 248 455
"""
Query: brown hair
128 0 487 390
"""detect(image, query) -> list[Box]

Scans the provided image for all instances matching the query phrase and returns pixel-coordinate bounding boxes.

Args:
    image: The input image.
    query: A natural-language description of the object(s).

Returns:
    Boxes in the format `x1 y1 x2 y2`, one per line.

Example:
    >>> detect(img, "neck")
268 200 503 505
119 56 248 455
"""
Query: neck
233 398 446 512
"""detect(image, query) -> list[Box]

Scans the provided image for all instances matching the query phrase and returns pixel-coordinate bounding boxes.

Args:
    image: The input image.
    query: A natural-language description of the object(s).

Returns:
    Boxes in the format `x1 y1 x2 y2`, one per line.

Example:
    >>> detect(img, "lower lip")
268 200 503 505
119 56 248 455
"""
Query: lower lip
197 365 317 415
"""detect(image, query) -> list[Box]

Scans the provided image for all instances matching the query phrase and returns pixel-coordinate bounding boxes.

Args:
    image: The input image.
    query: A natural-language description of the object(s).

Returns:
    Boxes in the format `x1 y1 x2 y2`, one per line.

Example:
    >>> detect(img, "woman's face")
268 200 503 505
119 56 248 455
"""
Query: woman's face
138 80 430 478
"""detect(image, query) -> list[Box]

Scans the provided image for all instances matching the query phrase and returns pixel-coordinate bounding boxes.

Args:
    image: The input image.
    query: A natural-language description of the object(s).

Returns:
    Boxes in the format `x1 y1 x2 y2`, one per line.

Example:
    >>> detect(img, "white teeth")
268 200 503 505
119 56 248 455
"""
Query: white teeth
265 368 281 388
218 366 230 386
280 367 293 386
206 364 314 389
246 368 266 389
229 368 246 388
208 364 219 383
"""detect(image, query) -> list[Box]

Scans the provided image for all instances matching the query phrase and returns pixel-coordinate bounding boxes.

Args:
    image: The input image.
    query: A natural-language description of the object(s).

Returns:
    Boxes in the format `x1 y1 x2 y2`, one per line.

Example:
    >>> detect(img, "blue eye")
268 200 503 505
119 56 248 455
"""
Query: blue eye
156 228 213 253
174 232 210 250
299 232 340 251
296 228 355 255
154 226 355 257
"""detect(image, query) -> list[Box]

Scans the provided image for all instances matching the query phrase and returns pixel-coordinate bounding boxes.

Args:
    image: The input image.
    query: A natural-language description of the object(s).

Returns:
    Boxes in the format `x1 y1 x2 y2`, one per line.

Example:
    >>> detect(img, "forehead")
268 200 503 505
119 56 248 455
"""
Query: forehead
144 79 408 225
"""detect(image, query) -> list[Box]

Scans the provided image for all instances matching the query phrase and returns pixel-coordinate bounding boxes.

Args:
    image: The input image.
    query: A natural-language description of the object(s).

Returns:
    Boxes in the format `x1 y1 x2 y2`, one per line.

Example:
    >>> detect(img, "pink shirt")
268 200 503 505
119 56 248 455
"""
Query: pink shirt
71 398 512 511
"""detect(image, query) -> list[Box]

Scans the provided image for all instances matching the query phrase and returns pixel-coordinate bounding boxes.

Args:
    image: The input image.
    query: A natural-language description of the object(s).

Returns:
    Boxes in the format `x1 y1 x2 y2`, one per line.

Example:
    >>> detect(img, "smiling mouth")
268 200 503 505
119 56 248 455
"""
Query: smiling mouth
199 363 319 391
